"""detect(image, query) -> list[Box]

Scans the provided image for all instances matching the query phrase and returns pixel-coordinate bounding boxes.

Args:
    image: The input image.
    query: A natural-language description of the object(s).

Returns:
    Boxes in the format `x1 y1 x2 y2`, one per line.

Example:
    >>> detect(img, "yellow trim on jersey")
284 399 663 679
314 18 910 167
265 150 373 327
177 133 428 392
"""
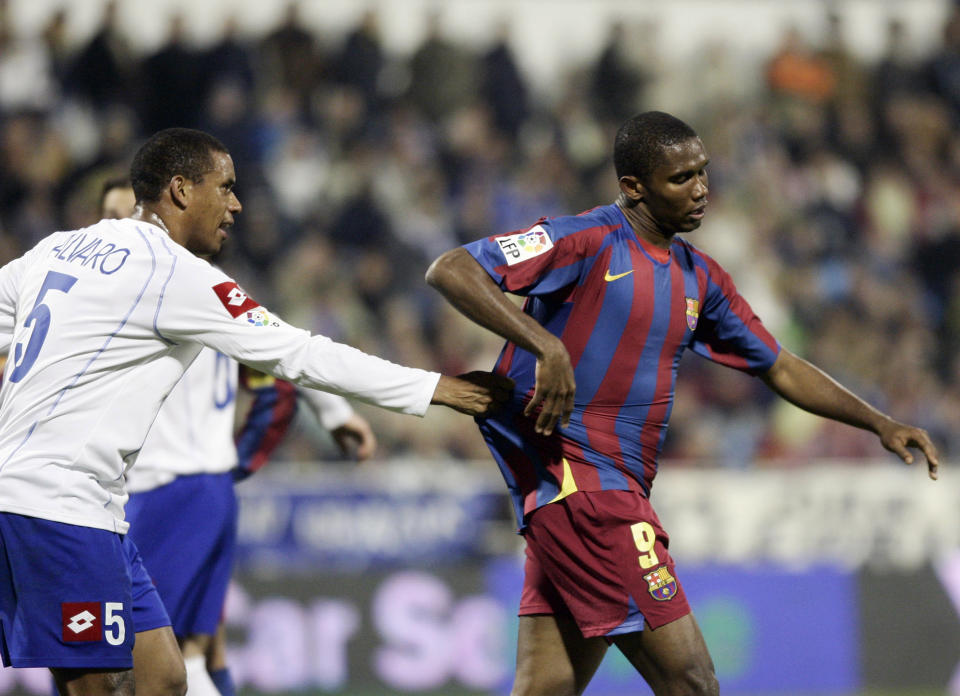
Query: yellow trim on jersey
549 457 579 504
244 371 277 389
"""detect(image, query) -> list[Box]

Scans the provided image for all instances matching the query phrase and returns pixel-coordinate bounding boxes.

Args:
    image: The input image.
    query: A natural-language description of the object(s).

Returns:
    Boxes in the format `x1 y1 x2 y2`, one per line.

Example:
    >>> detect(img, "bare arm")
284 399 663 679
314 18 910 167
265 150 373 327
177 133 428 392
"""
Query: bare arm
425 247 574 435
761 348 940 479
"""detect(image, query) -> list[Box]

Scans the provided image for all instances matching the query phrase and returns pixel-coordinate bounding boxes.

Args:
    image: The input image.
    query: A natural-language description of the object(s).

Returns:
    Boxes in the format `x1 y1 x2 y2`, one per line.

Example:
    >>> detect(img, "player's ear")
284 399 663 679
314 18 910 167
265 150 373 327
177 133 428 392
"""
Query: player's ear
618 175 645 204
169 175 190 209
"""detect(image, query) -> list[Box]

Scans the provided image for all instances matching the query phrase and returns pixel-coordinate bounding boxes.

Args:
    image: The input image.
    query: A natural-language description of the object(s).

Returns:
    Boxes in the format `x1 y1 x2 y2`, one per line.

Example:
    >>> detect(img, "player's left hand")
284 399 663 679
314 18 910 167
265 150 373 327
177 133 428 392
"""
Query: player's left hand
877 420 940 480
331 413 377 461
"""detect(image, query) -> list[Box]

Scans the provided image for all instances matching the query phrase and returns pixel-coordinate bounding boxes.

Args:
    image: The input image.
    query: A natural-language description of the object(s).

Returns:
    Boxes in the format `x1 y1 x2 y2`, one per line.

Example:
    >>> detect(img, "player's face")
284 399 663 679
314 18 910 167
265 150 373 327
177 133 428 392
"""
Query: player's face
101 187 136 219
183 151 242 256
642 137 709 234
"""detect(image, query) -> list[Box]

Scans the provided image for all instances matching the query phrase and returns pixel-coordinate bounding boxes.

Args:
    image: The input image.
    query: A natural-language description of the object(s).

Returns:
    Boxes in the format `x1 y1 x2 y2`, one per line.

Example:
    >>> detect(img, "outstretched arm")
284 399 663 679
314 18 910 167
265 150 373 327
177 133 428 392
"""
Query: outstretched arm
426 247 573 435
760 348 940 479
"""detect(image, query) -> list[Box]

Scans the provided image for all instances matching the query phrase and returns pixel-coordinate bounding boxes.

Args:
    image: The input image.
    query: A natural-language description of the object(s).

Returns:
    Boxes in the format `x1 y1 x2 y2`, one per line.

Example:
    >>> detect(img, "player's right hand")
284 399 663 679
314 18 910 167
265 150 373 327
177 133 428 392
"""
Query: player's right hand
877 418 941 480
432 371 514 416
525 339 575 436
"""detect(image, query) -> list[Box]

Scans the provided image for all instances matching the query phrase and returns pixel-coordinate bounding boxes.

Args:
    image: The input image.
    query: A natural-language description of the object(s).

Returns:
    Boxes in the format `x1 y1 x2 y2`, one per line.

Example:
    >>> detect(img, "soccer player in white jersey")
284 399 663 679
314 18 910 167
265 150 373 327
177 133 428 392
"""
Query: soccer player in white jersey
0 128 511 696
95 178 376 696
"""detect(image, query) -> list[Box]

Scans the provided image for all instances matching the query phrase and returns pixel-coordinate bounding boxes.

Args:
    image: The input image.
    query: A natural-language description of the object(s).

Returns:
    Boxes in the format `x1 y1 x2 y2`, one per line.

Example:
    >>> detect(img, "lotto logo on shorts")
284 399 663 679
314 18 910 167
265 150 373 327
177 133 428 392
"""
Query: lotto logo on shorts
212 281 260 318
62 602 102 642
643 567 678 602
496 225 553 266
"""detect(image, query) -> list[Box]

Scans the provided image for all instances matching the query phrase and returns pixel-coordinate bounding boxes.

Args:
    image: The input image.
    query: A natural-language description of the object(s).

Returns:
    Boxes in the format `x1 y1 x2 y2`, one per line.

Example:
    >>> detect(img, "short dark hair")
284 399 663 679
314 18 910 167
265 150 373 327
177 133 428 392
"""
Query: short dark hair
613 111 699 181
99 175 131 209
130 128 229 203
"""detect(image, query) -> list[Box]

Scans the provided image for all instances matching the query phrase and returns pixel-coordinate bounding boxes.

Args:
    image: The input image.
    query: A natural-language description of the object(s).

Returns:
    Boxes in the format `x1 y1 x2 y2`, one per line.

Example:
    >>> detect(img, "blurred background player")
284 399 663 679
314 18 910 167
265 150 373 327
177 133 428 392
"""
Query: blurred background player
426 110 938 696
0 127 509 696
99 177 136 221
97 179 377 696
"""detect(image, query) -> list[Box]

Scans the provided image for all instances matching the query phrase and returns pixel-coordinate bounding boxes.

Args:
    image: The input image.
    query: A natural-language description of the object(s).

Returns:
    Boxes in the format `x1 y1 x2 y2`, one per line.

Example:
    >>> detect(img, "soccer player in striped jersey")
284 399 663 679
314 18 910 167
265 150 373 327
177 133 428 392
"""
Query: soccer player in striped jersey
426 111 939 696
0 128 510 696
95 179 376 696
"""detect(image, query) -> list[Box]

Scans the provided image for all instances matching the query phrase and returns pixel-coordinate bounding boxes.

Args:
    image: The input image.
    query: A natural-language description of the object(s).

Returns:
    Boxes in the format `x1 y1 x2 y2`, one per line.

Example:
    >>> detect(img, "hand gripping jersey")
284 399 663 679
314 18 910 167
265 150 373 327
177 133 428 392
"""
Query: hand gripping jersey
0 219 439 533
464 204 780 527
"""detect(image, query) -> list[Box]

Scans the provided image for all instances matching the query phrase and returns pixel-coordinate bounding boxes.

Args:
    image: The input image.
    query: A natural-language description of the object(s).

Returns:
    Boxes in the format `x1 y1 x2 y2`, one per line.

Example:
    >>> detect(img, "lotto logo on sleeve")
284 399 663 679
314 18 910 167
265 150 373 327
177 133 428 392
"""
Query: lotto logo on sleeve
62 602 102 642
212 282 261 318
496 225 554 266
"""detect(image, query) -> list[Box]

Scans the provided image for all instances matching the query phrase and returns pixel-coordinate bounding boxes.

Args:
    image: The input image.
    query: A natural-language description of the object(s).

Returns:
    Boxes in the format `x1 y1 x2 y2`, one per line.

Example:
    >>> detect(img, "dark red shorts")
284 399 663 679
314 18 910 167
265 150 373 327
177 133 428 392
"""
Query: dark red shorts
518 489 691 638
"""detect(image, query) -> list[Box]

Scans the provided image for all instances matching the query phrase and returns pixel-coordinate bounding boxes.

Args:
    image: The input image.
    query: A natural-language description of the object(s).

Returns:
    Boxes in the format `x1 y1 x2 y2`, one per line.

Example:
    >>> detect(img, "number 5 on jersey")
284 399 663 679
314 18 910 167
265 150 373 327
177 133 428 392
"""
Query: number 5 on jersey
9 270 78 383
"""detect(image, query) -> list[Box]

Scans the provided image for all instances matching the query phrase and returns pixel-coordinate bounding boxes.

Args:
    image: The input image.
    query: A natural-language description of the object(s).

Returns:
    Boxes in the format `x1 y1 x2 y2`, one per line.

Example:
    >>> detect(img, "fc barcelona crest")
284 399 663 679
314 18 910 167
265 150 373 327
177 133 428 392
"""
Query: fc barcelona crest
685 297 699 331
643 567 678 601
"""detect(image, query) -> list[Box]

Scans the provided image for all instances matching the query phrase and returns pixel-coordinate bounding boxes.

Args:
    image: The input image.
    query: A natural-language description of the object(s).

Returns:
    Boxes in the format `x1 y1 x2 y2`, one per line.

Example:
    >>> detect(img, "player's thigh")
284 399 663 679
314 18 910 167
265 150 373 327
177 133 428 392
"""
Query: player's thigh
132 626 186 696
512 614 607 696
51 667 134 696
612 614 718 696
179 632 214 660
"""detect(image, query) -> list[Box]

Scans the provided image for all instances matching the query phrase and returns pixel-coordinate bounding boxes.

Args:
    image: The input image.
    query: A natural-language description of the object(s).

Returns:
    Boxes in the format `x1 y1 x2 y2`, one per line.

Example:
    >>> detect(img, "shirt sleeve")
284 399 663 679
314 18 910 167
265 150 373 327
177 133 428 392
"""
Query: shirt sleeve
297 387 355 430
688 256 781 374
462 219 592 297
156 256 440 417
0 244 38 355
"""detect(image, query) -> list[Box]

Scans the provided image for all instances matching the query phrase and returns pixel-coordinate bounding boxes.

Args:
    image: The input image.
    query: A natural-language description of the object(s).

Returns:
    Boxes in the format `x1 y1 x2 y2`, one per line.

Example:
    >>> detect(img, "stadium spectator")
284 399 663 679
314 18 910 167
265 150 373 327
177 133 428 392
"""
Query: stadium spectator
61 0 131 111
257 1 322 113
406 9 479 124
480 20 529 141
137 14 205 133
425 110 939 695
332 8 385 115
591 20 649 123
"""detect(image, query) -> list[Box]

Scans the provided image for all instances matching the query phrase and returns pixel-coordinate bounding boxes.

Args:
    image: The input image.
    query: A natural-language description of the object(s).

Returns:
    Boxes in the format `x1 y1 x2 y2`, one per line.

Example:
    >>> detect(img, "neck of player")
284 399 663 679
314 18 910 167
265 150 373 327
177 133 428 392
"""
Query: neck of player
616 194 675 250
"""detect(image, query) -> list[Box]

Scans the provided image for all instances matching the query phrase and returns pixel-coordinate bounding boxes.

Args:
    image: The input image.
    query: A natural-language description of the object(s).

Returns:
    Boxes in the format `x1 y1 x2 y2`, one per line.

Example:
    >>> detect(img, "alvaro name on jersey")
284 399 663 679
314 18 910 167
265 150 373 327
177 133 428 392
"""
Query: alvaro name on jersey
0 218 439 534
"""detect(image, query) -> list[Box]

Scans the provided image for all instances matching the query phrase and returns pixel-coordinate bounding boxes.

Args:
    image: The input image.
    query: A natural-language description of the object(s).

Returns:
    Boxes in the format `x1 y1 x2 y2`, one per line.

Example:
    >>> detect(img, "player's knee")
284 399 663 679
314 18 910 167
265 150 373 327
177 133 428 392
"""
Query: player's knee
151 663 187 696
511 669 578 696
52 668 136 696
170 664 188 696
107 670 136 696
666 662 718 696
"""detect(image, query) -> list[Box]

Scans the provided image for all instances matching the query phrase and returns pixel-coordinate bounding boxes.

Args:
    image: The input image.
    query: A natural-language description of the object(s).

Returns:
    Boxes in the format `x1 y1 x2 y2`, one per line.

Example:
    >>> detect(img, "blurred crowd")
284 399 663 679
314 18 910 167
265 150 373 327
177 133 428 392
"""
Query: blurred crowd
1 0 959 467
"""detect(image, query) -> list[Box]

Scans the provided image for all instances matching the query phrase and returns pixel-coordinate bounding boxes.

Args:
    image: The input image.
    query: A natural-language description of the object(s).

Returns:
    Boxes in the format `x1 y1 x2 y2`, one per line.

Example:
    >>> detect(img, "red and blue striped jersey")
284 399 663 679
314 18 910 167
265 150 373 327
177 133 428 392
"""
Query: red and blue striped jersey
234 366 298 480
463 203 780 528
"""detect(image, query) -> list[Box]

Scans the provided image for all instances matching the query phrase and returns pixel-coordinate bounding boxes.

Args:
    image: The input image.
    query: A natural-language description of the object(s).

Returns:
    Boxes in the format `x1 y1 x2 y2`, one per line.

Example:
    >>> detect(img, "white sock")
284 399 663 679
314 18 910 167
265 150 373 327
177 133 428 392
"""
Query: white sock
184 655 223 696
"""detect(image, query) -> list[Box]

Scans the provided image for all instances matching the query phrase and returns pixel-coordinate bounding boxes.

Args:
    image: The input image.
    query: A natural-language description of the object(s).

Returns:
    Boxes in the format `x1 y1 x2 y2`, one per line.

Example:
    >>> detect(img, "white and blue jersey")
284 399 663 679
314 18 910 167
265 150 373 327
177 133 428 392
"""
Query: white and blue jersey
0 218 439 534
126 348 241 492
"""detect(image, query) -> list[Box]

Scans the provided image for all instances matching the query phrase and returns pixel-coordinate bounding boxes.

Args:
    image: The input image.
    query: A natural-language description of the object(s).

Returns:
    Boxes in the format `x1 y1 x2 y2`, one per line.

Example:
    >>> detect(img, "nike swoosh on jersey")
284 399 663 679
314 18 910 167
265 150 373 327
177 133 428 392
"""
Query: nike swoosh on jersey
604 269 634 282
